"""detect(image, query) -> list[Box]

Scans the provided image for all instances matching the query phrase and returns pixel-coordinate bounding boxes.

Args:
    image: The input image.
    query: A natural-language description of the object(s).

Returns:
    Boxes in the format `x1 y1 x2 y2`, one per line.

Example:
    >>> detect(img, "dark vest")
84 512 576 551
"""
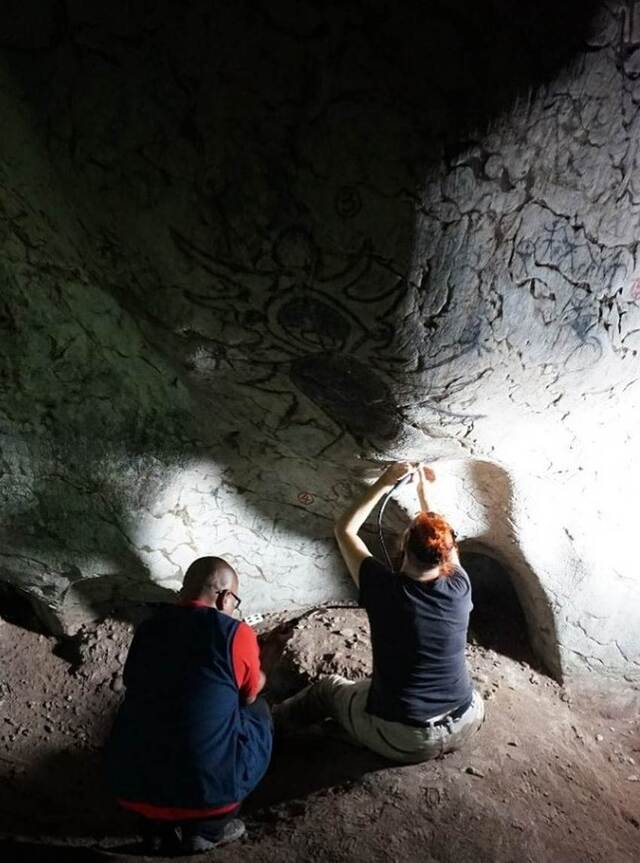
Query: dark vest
105 606 271 808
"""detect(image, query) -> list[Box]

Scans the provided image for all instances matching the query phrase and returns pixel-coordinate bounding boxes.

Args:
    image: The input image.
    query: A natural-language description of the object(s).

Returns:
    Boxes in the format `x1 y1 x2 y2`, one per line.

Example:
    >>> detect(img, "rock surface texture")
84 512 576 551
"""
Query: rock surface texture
0 1 639 686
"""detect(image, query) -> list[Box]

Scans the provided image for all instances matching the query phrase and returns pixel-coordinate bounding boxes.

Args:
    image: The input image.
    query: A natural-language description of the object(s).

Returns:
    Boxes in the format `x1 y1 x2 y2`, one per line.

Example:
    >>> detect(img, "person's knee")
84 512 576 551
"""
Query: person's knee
320 674 353 695
315 674 354 709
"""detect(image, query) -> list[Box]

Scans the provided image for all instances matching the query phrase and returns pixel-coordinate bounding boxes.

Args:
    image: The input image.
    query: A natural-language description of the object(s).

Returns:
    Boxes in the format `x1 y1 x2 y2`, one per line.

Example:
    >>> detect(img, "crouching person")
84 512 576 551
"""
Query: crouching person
105 556 272 855
275 463 484 764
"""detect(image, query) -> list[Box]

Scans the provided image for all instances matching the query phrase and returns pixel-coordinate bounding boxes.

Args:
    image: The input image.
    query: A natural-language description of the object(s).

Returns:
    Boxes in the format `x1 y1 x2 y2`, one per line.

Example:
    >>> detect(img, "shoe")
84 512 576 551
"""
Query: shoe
140 822 183 855
182 818 246 853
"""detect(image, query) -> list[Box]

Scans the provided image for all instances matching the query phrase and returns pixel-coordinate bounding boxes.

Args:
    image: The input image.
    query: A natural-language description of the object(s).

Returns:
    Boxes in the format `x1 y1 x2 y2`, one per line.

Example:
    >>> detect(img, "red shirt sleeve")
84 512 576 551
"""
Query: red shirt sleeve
231 621 262 701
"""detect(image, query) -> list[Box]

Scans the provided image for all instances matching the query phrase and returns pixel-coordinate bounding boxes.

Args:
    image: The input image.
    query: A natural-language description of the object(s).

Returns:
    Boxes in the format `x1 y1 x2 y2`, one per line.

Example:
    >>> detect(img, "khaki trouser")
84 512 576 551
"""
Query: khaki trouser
275 675 485 764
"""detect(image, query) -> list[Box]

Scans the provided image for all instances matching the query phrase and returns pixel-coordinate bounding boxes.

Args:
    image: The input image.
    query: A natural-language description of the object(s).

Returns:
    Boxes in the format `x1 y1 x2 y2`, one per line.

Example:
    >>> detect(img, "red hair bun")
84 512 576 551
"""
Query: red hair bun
405 511 455 570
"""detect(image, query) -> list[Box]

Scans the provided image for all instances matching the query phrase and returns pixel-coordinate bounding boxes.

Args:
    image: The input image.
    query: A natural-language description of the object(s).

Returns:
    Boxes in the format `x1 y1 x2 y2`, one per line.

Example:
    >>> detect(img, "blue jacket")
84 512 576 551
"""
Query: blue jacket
105 605 272 809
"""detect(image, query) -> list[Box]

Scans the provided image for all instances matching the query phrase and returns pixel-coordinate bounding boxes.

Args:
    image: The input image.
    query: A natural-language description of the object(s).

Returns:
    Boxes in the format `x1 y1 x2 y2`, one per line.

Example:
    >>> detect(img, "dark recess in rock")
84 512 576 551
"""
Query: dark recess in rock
462 550 539 669
290 353 400 440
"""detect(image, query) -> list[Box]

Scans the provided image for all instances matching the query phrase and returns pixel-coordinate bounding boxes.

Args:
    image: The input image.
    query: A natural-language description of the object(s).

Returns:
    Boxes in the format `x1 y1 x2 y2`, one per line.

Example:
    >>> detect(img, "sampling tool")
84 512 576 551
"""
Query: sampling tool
377 466 420 572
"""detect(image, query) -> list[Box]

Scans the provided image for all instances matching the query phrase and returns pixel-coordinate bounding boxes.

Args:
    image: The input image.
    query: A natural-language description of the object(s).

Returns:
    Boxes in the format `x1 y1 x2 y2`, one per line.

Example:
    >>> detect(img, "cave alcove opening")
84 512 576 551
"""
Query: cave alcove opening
459 545 541 672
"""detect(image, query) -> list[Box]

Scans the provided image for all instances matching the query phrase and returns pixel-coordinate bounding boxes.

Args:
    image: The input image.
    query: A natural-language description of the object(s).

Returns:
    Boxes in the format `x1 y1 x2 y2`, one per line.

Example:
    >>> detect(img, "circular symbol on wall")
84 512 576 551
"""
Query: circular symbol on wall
276 296 351 352
297 491 315 506
335 186 362 219
272 226 318 271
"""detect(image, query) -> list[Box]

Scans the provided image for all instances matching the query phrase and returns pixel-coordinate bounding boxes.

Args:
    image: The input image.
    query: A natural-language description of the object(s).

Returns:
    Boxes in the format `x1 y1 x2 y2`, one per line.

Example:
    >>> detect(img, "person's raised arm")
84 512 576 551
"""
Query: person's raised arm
415 465 461 569
334 461 416 586
416 464 436 513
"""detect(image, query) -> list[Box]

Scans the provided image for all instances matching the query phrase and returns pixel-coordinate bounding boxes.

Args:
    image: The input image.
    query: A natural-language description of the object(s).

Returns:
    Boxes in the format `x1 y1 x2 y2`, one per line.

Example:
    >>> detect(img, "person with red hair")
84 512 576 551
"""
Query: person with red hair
275 462 484 762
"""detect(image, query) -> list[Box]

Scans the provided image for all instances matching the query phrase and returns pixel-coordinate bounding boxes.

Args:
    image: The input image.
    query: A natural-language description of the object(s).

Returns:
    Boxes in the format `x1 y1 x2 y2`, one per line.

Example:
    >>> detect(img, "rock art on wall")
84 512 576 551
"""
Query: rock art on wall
0 0 638 687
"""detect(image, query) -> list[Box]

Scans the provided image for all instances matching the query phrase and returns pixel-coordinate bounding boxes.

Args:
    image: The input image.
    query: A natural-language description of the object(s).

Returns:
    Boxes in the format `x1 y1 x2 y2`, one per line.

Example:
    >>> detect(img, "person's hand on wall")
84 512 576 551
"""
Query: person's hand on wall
421 465 436 483
376 461 417 488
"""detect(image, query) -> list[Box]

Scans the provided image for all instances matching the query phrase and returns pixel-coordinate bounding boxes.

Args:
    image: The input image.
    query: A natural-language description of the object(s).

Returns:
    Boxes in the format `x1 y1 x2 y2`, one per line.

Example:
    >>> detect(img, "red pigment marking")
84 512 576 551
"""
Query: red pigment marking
631 279 640 301
297 491 315 505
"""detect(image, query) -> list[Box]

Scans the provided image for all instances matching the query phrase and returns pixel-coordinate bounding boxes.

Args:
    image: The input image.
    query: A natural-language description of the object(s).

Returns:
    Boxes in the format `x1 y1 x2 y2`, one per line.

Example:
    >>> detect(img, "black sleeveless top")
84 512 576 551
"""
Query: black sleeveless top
359 556 473 723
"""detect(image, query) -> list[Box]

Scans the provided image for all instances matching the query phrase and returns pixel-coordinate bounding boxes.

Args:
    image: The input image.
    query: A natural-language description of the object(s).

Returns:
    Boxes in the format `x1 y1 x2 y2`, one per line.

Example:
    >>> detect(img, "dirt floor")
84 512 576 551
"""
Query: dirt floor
0 602 639 863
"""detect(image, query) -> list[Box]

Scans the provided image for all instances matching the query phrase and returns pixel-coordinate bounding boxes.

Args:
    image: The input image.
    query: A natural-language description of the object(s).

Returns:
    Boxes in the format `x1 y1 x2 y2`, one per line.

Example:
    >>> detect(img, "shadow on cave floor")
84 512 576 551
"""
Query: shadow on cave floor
461 550 543 672
0 746 131 843
0 840 113 862
0 732 389 851
246 732 389 815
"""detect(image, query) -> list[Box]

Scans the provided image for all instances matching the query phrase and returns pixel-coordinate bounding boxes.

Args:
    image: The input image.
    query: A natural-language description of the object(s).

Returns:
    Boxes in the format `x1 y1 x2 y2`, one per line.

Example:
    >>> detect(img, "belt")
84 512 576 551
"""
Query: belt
405 693 474 729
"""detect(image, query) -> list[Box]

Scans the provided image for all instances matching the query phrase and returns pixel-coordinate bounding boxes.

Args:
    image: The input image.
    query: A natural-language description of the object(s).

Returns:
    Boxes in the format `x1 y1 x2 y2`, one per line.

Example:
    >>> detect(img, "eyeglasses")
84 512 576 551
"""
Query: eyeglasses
216 590 242 611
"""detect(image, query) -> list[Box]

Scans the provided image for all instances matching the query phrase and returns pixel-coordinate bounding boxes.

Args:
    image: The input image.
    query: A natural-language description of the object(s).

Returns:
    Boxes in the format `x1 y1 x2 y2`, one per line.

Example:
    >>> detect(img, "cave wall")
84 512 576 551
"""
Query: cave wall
0 1 639 685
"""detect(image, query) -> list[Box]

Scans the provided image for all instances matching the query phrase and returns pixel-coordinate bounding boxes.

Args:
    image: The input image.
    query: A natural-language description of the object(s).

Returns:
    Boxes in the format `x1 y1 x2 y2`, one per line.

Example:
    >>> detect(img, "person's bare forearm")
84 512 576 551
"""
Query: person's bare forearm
334 462 416 581
417 472 430 511
244 670 266 705
335 462 416 537
417 465 436 511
